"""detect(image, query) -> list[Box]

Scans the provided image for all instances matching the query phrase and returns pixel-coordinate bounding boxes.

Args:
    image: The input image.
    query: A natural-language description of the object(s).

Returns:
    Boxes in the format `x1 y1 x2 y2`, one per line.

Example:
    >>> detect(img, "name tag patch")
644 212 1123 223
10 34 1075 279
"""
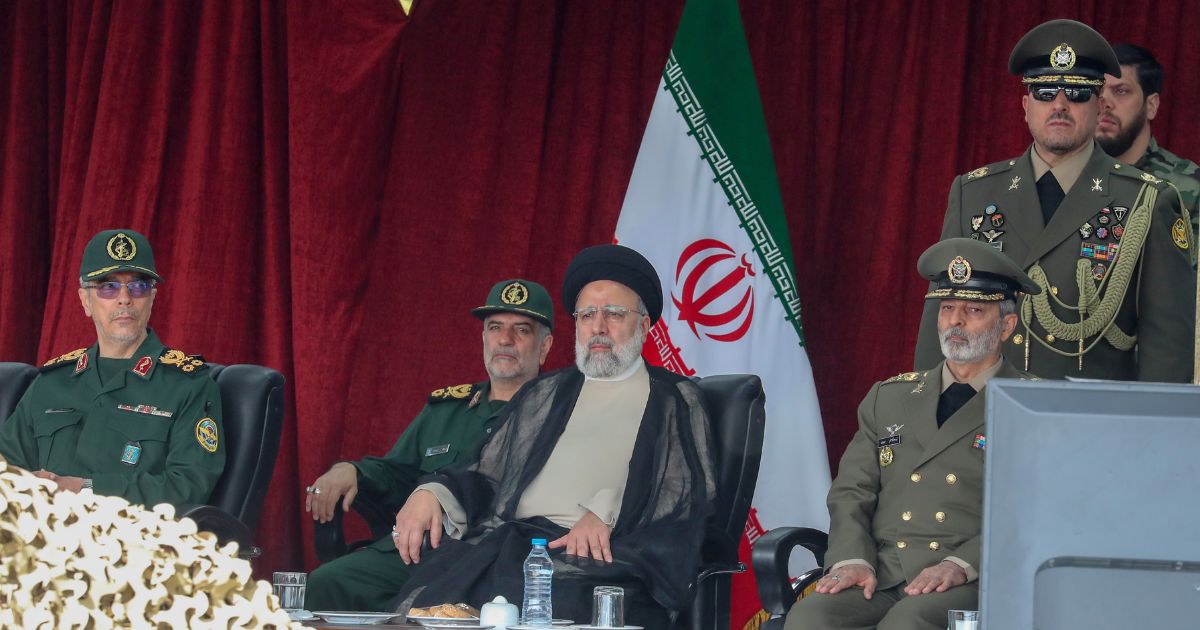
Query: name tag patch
424 444 451 457
877 435 901 448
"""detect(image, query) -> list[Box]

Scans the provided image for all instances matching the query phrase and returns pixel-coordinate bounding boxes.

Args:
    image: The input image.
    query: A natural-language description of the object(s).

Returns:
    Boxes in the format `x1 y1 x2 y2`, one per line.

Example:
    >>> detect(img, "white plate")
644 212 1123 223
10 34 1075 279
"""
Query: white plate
286 609 318 621
409 615 483 627
311 611 404 625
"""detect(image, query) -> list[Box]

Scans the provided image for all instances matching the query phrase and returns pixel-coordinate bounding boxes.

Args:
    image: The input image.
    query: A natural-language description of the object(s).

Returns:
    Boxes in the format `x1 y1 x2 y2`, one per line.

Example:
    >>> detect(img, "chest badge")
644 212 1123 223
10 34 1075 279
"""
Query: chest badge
121 442 142 465
879 446 895 467
425 444 451 457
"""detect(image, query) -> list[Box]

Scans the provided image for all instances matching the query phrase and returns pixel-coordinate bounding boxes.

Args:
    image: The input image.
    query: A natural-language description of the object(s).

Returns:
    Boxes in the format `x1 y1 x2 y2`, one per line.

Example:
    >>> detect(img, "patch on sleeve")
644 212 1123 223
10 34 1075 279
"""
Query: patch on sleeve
1172 218 1191 250
195 418 219 453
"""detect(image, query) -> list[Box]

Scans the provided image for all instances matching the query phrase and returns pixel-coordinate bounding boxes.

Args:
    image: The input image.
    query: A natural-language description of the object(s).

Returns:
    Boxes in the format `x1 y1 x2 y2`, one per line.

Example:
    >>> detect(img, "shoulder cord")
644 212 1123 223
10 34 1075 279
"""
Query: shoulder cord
1020 183 1157 368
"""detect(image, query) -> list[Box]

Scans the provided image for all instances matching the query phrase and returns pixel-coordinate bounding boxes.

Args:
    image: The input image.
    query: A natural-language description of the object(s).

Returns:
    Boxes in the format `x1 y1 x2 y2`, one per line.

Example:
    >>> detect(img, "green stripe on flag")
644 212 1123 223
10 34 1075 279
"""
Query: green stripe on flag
666 0 806 343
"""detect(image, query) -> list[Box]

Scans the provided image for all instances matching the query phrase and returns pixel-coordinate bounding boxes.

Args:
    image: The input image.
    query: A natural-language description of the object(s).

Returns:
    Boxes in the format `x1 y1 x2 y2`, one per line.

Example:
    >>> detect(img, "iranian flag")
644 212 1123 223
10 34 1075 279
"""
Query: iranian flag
614 0 830 627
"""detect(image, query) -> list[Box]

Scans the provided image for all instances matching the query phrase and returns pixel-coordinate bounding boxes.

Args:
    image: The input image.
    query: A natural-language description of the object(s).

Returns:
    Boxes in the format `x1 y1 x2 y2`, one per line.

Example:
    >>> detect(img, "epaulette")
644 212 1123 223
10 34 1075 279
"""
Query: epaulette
1109 161 1170 188
429 383 475 403
41 348 87 371
158 348 209 374
962 159 1017 183
882 371 922 385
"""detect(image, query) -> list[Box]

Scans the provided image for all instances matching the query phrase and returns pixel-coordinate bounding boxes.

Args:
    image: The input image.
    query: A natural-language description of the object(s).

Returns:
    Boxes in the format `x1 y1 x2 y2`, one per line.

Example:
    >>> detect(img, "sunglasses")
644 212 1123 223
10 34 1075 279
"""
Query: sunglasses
85 279 154 299
1029 85 1096 103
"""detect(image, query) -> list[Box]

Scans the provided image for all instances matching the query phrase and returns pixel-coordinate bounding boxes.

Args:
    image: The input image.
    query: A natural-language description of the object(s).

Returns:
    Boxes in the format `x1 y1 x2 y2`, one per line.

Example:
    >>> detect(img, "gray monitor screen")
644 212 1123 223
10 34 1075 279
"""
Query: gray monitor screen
980 378 1200 629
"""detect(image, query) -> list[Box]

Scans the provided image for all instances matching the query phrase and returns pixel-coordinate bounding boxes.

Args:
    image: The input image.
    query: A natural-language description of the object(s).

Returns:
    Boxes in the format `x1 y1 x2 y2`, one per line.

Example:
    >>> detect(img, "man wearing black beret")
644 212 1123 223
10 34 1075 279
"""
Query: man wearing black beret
913 19 1195 383
390 244 716 627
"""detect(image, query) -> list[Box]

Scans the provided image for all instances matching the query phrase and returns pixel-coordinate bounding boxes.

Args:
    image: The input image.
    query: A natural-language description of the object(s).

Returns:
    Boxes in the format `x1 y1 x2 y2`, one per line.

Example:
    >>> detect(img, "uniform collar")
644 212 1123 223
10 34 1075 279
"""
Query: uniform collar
940 355 1004 393
79 329 166 380
1029 140 1095 193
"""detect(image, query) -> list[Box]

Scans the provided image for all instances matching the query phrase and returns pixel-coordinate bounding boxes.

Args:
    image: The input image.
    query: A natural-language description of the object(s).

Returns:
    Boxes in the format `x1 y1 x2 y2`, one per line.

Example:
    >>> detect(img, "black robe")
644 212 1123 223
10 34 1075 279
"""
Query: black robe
396 365 716 626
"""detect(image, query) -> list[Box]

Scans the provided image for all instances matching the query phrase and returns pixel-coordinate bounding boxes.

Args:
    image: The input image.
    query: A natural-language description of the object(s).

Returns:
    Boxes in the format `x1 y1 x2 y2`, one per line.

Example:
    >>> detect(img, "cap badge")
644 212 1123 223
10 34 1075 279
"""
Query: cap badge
947 256 972 284
106 233 137 261
500 281 529 305
1050 43 1076 71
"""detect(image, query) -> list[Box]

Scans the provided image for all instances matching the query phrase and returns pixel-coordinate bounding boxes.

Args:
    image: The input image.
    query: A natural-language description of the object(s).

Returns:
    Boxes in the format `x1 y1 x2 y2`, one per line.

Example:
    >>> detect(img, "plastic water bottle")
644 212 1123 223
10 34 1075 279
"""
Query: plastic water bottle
521 538 554 625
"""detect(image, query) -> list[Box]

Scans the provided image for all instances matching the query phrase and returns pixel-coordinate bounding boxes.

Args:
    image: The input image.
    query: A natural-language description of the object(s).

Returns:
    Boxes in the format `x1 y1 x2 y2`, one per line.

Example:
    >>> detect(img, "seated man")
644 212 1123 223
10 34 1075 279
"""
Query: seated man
786 238 1039 630
0 229 224 508
391 244 716 627
304 279 555 611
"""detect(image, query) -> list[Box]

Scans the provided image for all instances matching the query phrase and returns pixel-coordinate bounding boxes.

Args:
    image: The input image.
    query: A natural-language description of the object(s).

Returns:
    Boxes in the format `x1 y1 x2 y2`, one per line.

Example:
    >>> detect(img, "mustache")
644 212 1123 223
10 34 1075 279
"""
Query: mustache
940 326 967 341
1048 111 1074 124
110 309 137 321
586 335 615 349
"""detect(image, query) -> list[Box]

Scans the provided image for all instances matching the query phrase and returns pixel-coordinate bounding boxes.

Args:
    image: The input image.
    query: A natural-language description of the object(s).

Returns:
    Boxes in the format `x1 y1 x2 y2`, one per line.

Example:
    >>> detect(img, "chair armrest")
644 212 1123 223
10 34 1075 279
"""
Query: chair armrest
312 492 400 564
752 527 829 616
179 504 260 559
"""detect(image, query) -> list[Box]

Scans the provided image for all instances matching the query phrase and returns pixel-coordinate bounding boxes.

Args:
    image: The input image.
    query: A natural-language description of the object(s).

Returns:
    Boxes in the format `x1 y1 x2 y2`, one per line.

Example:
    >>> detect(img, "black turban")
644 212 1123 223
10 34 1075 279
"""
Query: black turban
562 244 663 324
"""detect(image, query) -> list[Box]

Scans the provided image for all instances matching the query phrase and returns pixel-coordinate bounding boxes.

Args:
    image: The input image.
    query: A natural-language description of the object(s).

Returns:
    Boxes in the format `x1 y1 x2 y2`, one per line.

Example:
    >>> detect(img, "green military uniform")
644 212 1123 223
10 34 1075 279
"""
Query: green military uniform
305 382 508 611
0 330 224 507
1136 136 1199 267
787 362 1036 630
915 20 1195 382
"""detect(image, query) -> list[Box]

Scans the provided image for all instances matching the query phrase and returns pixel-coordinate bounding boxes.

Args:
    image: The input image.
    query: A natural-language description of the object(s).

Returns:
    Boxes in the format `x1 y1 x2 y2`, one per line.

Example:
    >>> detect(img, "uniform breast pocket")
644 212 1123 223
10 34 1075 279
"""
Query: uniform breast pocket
108 414 172 470
34 412 84 470
418 444 459 473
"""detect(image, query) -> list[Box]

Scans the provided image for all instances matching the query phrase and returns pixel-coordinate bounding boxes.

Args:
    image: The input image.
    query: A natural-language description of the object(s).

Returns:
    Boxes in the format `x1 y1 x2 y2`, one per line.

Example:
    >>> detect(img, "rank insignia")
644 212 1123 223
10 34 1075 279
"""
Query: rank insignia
911 381 924 394
990 213 1005 228
74 353 89 375
967 166 989 180
195 418 219 453
1095 227 1108 240
424 444 451 457
971 215 984 232
1050 43 1076 70
879 446 895 467
1142 172 1161 184
981 229 1004 243
431 384 473 401
1092 263 1107 280
1091 178 1103 192
1112 206 1128 222
468 389 483 409
1172 218 1191 250
1079 223 1093 239
947 256 972 284
1113 225 1124 240
121 442 142 465
132 356 153 378
972 434 987 450
1097 214 1110 225
1008 176 1021 191
984 204 998 215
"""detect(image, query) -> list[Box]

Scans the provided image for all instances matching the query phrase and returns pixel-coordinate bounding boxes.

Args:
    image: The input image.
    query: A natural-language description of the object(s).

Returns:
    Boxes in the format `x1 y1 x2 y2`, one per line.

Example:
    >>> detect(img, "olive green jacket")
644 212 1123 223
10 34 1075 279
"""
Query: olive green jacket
352 381 507 551
0 330 224 507
915 142 1195 382
825 360 1032 590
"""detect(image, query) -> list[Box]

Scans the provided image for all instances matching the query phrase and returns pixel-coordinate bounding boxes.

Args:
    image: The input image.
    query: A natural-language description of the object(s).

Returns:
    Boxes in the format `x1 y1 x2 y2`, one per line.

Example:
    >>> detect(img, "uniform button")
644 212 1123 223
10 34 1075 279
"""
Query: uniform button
911 472 922 483
902 511 912 521
486 428 493 434
1051 286 1058 296
1012 334 1024 345
1046 334 1056 343
929 541 940 551
1009 160 1016 166
1114 163 1122 169
897 541 908 549
946 473 958 485
935 511 946 523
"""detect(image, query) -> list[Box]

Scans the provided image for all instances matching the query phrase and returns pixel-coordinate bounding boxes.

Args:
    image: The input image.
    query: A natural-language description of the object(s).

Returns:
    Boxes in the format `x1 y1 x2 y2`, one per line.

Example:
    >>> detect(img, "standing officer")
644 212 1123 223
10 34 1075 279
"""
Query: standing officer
0 229 225 507
303 279 554 612
913 19 1195 382
788 238 1039 630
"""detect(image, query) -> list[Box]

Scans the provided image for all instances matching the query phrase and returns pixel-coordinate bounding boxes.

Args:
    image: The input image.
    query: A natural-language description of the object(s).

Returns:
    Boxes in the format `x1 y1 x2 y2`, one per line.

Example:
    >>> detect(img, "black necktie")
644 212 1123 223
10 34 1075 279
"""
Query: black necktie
1037 171 1065 225
937 382 976 428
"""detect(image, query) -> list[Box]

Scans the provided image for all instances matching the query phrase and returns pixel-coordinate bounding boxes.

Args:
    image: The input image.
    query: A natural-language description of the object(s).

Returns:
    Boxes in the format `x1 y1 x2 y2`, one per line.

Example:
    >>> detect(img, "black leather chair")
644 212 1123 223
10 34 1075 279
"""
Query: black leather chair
0 360 284 559
750 527 830 629
180 364 285 558
311 373 765 630
0 362 39 421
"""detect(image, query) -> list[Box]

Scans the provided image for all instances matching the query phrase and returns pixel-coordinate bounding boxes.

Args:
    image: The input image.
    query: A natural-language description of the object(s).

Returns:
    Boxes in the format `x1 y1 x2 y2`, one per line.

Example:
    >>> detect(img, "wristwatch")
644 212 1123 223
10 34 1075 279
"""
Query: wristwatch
81 478 94 491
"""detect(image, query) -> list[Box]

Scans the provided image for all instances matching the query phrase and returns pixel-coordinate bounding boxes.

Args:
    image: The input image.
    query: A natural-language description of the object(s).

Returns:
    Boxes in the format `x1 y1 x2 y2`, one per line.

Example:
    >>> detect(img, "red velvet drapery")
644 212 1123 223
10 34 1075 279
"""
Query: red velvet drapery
3 0 1197 580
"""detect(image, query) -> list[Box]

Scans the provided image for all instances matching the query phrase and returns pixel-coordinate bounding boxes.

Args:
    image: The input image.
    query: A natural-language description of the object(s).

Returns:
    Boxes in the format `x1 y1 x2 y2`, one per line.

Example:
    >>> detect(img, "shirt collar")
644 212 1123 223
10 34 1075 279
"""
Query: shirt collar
941 356 1005 393
584 357 645 382
1029 140 1095 193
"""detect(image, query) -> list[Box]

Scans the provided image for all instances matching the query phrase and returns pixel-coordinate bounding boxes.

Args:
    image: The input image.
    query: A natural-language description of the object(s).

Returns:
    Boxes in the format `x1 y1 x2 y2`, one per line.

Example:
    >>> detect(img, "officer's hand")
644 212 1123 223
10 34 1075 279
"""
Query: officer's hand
32 470 58 482
306 462 359 523
814 563 877 599
393 490 443 565
53 476 86 493
904 560 968 595
548 510 612 562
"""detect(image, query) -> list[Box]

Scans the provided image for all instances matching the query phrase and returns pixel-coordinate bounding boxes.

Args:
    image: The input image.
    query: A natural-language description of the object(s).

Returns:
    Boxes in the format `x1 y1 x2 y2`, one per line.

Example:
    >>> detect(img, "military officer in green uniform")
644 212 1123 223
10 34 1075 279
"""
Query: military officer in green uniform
1097 43 1199 268
913 19 1195 383
0 229 224 507
304 279 555 612
787 238 1038 630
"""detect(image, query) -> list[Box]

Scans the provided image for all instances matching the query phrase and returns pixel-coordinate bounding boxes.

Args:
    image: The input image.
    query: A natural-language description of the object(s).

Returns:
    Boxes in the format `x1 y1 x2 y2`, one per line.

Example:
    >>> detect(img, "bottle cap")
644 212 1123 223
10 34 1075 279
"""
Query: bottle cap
531 538 547 545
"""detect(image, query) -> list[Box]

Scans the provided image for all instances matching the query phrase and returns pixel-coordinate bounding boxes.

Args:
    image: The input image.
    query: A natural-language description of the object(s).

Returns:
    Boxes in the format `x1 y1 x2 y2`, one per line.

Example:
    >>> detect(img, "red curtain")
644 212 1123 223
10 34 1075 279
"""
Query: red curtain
3 0 1198 581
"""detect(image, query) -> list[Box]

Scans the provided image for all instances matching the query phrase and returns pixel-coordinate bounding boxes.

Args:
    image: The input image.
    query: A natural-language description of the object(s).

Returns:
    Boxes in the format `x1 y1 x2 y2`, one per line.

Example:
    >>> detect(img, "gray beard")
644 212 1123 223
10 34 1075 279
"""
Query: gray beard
939 320 1003 364
575 325 647 378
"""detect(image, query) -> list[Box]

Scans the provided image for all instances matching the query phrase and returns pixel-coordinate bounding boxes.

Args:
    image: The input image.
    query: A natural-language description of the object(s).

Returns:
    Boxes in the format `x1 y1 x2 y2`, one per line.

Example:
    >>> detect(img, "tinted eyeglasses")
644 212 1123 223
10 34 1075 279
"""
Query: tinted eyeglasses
1029 85 1097 103
84 280 154 299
